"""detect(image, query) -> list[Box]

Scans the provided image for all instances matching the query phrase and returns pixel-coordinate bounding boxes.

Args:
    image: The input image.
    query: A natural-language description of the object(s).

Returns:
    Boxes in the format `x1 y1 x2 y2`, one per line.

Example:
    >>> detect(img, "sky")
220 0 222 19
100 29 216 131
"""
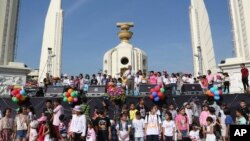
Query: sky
16 0 233 75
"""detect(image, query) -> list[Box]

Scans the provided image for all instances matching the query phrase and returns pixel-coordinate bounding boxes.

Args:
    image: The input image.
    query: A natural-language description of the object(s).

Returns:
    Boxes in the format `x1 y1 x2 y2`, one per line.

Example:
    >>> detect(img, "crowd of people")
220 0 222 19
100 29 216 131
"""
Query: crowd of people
0 97 250 141
1 64 247 141
40 63 250 96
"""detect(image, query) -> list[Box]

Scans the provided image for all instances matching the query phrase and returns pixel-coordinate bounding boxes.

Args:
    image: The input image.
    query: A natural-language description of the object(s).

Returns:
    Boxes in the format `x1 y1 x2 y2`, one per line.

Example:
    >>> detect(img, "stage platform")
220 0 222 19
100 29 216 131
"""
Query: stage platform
0 94 249 118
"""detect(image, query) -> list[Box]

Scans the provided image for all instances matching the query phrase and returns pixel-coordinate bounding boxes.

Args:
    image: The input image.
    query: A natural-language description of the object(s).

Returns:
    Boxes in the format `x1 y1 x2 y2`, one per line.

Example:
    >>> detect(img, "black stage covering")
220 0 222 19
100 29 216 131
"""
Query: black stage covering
0 94 249 119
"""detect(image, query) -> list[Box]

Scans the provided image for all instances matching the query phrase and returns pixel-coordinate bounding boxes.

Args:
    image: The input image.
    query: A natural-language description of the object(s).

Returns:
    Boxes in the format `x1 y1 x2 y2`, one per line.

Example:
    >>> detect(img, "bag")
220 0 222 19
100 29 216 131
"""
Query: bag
177 131 182 140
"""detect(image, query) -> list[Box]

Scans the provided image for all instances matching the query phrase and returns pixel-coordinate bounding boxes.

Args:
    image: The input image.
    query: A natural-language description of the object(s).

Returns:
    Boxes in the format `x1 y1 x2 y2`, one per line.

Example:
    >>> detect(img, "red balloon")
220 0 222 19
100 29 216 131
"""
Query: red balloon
155 86 160 92
149 95 154 100
150 88 155 93
219 90 223 95
66 92 71 97
16 94 22 100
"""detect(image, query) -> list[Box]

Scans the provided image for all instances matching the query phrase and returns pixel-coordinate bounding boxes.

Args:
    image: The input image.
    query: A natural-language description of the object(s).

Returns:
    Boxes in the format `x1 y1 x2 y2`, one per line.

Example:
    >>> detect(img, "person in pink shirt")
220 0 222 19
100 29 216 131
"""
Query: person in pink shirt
175 107 189 140
156 72 163 86
53 99 64 140
206 70 214 89
149 71 157 85
199 105 210 127
86 120 96 141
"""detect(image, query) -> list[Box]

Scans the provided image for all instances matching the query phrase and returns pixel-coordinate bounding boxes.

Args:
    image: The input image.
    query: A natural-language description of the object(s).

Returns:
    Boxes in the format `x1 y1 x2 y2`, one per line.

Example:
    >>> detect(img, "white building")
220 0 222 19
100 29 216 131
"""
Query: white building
0 0 20 65
38 0 64 84
189 0 217 77
219 0 250 93
103 23 148 77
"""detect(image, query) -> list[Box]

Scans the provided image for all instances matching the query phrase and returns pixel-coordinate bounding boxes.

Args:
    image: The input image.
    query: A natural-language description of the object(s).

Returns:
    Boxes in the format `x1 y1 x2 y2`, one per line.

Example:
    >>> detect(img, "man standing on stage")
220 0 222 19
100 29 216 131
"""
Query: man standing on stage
241 63 249 93
123 65 134 95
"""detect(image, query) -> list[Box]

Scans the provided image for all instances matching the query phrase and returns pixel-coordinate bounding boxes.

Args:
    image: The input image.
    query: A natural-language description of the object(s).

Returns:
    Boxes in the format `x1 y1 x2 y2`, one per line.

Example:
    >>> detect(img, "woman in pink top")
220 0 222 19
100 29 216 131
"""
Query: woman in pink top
199 105 209 126
175 107 189 140
156 72 163 86
86 120 96 141
149 71 157 85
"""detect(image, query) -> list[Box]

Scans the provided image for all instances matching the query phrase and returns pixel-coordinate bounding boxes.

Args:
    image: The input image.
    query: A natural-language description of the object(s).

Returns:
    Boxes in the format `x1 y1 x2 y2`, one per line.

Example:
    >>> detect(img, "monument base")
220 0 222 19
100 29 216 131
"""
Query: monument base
219 57 250 93
0 62 30 96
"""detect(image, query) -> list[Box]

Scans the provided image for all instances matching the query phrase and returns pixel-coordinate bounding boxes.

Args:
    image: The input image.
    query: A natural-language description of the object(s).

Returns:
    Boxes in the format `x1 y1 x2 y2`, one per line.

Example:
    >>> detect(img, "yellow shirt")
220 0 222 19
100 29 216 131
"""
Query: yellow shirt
129 109 138 120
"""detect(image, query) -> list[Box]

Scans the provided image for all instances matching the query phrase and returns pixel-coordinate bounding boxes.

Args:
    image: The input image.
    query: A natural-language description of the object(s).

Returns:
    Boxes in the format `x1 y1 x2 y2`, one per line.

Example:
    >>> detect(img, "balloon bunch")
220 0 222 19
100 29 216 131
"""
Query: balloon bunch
149 85 165 102
11 88 27 104
62 88 79 104
206 86 222 100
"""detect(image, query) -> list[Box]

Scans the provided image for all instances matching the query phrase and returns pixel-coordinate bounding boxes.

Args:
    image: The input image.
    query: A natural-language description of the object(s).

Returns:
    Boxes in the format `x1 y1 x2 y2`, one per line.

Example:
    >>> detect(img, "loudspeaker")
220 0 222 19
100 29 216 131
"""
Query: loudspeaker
139 84 156 95
86 85 106 97
24 87 44 97
181 84 203 95
45 86 65 97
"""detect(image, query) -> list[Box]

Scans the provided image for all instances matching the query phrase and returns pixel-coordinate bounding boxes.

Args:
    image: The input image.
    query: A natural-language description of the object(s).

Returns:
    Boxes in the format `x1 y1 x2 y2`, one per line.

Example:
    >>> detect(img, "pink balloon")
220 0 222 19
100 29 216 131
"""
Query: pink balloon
73 97 78 102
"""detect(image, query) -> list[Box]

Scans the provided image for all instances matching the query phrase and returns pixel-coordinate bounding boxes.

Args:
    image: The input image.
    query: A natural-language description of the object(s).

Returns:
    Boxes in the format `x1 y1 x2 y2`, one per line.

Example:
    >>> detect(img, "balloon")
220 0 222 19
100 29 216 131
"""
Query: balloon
214 96 220 100
213 86 218 90
152 92 158 98
210 88 215 93
21 96 26 101
68 97 73 102
16 94 22 100
206 90 211 95
154 97 160 102
160 88 165 93
73 97 78 102
12 97 18 103
66 92 71 98
149 95 154 100
71 91 75 97
63 92 67 97
158 92 165 100
218 90 223 95
214 91 219 96
155 86 160 92
20 89 26 95
63 97 68 102
150 88 155 93
67 89 73 93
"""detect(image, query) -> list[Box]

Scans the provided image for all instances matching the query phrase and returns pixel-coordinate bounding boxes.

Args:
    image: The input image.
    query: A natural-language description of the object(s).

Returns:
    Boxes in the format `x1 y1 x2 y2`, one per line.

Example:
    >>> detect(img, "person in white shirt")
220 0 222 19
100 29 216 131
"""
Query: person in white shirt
189 124 201 141
162 112 175 141
116 113 131 141
184 102 194 125
132 111 145 141
53 99 64 140
134 73 142 96
69 105 87 141
123 65 135 95
97 73 103 85
63 74 70 86
188 74 195 84
29 120 39 141
163 74 171 86
145 105 162 141
170 73 177 84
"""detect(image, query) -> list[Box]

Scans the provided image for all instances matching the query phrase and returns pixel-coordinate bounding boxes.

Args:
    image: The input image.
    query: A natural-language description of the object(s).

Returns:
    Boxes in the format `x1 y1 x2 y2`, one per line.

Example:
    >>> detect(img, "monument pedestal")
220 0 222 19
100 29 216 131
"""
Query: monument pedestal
0 62 30 96
219 58 250 93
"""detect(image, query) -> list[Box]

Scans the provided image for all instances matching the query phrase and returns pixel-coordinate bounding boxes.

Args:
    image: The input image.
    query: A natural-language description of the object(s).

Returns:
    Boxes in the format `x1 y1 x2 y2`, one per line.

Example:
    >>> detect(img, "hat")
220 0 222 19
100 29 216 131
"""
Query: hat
38 116 47 122
73 105 82 112
30 120 39 128
183 102 189 107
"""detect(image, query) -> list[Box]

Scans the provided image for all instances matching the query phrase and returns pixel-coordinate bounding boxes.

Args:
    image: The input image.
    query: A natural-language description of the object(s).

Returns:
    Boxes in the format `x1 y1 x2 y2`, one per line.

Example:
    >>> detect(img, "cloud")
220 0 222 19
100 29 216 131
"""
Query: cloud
65 0 88 17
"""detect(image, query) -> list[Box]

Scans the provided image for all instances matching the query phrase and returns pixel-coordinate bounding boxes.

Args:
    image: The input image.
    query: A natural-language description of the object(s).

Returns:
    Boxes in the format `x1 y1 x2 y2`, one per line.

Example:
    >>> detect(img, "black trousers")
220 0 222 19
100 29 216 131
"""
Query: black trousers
146 135 159 141
224 81 230 93
242 77 249 91
73 132 85 141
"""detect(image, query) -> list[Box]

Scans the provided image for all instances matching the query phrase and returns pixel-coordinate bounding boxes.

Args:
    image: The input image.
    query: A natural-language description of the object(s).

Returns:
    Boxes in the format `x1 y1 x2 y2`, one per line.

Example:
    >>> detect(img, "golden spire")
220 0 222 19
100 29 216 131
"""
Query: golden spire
116 22 134 42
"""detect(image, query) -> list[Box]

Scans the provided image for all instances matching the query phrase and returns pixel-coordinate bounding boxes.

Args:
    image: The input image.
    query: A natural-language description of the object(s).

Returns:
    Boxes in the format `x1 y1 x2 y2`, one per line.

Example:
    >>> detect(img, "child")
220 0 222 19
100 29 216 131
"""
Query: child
59 115 67 141
29 120 39 141
204 117 216 141
129 103 138 121
224 108 233 141
162 112 175 141
27 106 36 121
38 116 50 141
161 104 168 121
86 120 96 141
189 124 200 141
116 113 131 141
110 120 118 141
132 111 144 141
235 109 247 125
